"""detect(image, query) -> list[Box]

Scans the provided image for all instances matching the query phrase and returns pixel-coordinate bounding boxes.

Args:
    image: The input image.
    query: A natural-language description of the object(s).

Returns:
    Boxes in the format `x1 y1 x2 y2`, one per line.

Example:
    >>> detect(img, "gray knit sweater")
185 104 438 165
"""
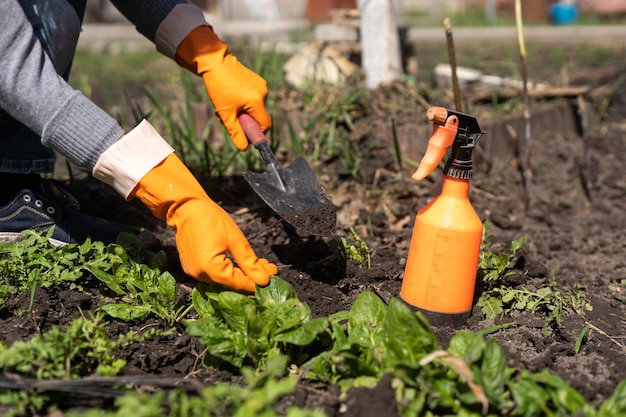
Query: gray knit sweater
0 0 187 171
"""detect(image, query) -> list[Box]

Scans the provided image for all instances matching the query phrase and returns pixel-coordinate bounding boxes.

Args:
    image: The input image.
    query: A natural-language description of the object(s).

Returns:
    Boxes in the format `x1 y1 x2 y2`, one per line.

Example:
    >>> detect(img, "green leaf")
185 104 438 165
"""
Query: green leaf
509 376 548 417
218 291 256 332
598 380 626 416
448 331 484 364
501 288 516 303
381 299 437 368
574 323 590 354
192 284 217 317
84 266 126 295
274 317 329 346
348 291 386 348
536 287 553 298
477 294 503 320
255 276 298 307
530 369 586 413
156 271 176 301
99 303 151 321
511 235 529 253
479 339 507 403
272 300 313 335
186 317 247 368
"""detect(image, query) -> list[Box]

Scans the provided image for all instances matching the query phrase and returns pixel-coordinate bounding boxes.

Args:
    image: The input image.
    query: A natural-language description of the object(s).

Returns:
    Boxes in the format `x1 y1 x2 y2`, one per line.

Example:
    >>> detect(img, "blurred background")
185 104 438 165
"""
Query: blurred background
84 0 626 25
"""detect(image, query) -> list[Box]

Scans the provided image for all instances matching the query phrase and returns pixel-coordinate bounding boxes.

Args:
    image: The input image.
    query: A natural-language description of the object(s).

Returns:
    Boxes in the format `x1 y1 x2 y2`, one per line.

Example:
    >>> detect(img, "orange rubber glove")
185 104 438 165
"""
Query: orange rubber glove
175 25 271 151
93 120 277 292
133 154 277 292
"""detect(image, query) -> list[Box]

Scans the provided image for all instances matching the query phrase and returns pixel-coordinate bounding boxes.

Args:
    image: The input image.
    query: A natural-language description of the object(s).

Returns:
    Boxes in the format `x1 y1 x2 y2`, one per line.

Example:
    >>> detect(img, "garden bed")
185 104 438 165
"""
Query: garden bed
1 35 626 415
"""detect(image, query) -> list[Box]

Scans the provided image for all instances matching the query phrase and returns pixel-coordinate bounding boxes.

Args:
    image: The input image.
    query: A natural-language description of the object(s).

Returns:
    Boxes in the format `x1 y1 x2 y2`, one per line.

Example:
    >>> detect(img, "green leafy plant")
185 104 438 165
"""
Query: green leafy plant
478 221 587 333
330 226 371 268
0 229 116 309
303 292 593 416
478 265 593 335
0 311 166 379
304 292 437 393
0 389 48 417
65 355 325 417
77 234 191 326
93 265 192 326
186 277 330 368
478 220 528 283
0 229 189 327
477 222 593 335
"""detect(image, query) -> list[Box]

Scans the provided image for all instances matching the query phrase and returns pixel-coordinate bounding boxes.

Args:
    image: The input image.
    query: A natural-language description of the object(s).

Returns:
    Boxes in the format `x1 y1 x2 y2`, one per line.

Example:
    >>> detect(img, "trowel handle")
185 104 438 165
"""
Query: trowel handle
238 113 281 169
239 113 268 148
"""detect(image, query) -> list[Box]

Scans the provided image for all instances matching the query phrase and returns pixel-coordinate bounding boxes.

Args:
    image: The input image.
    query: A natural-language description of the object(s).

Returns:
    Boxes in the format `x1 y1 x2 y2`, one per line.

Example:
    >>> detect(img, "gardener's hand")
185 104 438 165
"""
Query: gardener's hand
136 153 278 292
93 120 277 292
175 25 271 151
171 192 278 291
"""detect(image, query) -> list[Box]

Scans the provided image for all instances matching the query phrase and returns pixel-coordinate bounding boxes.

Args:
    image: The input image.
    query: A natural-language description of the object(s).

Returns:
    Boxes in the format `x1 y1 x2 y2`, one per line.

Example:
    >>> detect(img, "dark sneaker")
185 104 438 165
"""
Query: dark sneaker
0 178 132 246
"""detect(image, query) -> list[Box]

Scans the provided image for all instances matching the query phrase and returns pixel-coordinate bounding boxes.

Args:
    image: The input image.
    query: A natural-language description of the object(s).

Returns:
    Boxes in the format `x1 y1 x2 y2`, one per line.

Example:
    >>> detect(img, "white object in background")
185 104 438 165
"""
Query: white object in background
244 0 280 20
433 64 548 91
433 64 482 88
358 0 403 89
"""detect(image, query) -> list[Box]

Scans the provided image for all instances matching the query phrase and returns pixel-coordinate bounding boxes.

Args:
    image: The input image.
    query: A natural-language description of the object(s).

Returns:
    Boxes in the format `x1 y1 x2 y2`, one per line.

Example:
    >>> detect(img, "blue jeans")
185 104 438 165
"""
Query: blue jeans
0 0 86 174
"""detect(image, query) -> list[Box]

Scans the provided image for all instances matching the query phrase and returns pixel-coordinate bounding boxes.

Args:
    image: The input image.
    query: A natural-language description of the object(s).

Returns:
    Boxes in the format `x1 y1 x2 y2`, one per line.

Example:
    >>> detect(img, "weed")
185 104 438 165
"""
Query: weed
0 389 48 417
478 274 592 335
478 220 528 283
63 354 325 417
0 229 190 326
0 229 100 308
86 234 192 326
330 226 371 269
575 323 591 354
478 228 593 334
0 311 166 379
477 222 592 334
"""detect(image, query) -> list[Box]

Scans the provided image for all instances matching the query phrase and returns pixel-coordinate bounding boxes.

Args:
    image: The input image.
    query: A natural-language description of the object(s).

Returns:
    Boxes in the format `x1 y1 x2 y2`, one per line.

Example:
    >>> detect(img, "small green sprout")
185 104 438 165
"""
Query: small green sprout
331 226 371 269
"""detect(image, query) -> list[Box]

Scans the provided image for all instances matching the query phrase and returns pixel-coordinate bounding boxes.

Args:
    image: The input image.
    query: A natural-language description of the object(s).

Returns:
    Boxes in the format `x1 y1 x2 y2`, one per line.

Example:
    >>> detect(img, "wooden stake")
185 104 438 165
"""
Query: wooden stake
515 0 532 213
444 18 462 112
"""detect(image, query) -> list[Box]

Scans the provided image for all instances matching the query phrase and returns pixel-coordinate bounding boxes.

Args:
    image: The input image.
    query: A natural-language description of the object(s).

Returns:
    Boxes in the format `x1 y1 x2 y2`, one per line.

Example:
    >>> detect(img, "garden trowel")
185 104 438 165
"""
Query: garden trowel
239 114 336 236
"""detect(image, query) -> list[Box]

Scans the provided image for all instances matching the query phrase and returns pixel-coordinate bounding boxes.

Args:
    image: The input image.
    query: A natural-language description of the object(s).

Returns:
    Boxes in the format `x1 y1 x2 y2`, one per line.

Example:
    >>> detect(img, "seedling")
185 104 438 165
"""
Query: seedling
86 234 193 326
60 354 325 417
0 229 103 308
478 220 528 283
186 277 330 369
330 226 371 269
0 311 167 379
478 266 593 335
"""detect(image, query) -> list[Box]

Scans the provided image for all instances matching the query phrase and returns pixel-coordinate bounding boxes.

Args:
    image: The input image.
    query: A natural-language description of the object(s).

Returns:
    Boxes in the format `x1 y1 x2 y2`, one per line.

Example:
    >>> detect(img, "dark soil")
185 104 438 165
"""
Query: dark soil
2 38 626 416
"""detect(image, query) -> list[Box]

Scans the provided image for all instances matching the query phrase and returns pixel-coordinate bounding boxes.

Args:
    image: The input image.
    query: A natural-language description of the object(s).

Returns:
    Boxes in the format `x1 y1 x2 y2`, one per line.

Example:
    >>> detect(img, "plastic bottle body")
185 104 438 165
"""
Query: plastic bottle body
400 177 482 318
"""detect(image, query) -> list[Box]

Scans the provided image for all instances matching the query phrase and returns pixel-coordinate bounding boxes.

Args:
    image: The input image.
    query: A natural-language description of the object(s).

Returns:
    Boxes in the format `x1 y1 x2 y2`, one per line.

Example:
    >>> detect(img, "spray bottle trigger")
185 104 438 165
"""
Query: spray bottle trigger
411 108 459 181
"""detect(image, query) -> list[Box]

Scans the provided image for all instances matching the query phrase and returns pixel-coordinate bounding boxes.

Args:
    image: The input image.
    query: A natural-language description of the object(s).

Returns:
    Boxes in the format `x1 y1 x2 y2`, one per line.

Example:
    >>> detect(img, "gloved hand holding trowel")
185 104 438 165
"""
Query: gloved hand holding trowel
0 1 276 292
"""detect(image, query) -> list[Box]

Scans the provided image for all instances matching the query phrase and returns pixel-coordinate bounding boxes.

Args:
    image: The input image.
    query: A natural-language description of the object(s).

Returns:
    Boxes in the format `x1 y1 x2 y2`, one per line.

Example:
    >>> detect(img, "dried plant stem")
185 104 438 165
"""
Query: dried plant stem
444 18 462 112
587 322 626 353
577 95 593 202
515 0 532 212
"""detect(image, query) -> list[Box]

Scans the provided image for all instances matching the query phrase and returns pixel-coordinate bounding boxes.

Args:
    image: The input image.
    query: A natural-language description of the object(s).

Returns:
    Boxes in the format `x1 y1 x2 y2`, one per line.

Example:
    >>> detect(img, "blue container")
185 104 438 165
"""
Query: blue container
550 3 579 25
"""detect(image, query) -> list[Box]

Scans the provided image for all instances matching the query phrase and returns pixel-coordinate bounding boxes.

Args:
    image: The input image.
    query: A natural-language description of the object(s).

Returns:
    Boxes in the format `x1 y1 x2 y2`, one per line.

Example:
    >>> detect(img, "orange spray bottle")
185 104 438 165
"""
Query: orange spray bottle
400 107 485 326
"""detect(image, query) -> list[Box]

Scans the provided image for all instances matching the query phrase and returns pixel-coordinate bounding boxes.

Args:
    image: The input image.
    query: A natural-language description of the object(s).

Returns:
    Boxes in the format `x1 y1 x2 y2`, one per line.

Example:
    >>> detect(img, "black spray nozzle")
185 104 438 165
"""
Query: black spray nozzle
442 109 485 180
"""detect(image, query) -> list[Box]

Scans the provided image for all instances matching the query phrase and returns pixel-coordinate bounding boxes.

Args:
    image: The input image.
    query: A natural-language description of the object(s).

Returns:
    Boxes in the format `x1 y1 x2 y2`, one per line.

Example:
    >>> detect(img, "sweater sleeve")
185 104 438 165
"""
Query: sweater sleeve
0 0 124 170
110 0 209 59
109 0 190 43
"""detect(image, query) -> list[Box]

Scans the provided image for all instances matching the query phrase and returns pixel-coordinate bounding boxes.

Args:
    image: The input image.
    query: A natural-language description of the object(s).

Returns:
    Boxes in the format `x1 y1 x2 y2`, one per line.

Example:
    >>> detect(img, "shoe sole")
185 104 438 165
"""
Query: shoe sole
0 232 66 248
